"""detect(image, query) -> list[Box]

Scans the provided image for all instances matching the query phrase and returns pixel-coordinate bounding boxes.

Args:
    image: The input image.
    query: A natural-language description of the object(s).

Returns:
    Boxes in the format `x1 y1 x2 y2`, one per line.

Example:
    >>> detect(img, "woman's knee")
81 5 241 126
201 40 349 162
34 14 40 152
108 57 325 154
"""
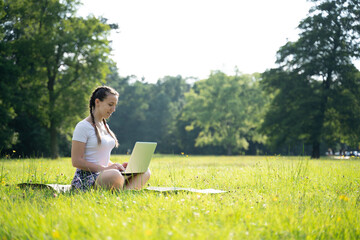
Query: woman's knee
112 171 125 187
139 169 151 181
97 169 124 189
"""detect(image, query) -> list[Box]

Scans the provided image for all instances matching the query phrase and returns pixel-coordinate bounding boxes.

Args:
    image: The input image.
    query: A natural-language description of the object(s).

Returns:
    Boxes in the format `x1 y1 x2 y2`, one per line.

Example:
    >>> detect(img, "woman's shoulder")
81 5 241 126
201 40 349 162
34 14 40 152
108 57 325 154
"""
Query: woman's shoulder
73 119 94 142
75 119 93 130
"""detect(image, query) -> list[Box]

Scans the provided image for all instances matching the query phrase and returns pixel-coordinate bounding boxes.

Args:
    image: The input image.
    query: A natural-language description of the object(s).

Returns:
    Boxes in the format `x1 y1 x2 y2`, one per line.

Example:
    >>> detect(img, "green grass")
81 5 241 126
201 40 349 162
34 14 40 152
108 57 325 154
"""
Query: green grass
0 155 359 239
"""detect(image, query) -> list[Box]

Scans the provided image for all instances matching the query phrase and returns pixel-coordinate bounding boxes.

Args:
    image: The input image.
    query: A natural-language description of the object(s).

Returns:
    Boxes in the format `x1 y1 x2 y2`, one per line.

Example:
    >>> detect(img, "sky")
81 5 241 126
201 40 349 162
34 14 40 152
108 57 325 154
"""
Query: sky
77 0 313 83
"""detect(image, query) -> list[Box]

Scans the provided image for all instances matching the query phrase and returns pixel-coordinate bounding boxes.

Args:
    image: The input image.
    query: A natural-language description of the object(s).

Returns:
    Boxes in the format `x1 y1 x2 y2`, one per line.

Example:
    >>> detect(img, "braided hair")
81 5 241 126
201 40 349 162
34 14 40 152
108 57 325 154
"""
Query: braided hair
89 86 119 147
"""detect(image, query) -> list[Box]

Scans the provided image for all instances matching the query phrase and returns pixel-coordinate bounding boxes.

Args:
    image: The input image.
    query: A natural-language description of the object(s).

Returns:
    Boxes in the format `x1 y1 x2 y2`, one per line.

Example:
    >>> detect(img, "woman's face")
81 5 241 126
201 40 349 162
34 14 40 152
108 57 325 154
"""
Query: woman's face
95 94 118 119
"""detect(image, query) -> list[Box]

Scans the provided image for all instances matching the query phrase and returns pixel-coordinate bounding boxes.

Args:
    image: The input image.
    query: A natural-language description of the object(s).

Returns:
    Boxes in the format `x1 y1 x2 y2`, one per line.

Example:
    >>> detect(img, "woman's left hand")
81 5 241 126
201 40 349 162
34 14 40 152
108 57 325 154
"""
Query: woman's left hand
122 162 128 169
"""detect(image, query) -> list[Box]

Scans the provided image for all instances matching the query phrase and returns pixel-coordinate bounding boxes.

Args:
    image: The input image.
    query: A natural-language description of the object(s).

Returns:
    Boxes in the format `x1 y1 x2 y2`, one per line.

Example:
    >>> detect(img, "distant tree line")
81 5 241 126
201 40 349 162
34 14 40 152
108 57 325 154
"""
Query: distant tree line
106 69 269 156
1 0 360 158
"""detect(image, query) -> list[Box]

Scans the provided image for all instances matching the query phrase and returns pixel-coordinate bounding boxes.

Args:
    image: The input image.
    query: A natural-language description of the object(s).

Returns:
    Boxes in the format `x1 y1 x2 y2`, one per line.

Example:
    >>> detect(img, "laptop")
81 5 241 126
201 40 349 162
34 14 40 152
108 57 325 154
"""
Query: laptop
121 142 157 175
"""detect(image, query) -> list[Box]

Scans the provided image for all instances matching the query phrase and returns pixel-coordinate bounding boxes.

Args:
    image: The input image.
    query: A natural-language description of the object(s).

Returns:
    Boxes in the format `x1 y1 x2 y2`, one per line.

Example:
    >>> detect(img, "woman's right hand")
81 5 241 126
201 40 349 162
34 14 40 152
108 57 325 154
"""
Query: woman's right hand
106 163 125 172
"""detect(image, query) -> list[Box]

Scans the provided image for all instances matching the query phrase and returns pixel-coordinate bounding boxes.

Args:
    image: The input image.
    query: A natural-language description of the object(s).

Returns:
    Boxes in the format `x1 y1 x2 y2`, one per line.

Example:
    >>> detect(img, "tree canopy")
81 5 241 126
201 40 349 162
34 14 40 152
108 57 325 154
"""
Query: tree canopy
1 0 115 157
261 0 360 158
181 71 267 155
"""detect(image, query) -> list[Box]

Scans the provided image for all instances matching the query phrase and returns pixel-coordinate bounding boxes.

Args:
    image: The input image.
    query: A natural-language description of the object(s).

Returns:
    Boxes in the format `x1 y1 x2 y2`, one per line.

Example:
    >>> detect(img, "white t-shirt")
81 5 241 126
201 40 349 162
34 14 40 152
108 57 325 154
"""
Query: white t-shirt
72 119 116 167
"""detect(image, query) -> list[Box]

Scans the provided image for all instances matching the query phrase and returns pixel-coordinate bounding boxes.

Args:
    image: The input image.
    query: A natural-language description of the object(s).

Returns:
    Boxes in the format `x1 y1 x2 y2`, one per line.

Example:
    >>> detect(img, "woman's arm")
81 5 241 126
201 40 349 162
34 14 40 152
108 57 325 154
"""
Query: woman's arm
71 141 105 172
71 141 124 172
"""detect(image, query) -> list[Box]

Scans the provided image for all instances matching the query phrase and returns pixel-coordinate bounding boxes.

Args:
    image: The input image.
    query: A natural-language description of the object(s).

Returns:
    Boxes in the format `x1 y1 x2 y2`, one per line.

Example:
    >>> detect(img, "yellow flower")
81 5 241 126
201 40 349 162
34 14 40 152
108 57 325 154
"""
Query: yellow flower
337 217 341 222
339 195 349 201
145 230 152 236
181 152 184 155
186 155 189 157
12 150 16 153
272 197 278 202
52 230 60 239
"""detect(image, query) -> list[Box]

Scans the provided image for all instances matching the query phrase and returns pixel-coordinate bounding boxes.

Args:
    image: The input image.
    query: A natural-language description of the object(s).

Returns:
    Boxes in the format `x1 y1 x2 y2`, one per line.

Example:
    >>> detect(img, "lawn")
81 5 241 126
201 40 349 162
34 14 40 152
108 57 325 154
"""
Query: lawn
0 155 359 239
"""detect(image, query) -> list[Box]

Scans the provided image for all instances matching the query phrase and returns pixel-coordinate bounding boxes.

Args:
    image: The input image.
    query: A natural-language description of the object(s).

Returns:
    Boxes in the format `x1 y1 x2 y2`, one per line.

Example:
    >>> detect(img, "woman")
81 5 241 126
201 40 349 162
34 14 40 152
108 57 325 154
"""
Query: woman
71 86 151 191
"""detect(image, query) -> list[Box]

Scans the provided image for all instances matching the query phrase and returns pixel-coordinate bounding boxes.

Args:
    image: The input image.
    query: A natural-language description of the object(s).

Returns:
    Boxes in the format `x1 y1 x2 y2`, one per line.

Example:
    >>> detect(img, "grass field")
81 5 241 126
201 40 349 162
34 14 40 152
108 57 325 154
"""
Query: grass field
0 155 359 239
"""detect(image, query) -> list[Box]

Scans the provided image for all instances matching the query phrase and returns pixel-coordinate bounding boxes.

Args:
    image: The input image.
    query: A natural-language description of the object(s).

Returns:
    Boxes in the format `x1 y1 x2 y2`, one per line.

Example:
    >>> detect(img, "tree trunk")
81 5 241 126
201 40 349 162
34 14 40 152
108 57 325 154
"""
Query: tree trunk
50 122 59 159
311 141 320 159
49 90 59 159
310 70 332 159
47 62 59 158
227 147 232 155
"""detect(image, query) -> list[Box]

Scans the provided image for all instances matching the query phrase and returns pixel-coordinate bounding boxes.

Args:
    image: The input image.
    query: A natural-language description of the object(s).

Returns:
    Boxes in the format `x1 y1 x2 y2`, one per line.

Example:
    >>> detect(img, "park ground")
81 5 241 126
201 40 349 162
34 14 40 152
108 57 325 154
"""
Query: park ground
0 155 359 239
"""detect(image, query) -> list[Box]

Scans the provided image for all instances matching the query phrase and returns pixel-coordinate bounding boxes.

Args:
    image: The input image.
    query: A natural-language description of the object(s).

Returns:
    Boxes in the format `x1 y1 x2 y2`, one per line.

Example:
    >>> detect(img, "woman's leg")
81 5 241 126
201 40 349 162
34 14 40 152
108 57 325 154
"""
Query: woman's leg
124 169 151 190
95 169 125 190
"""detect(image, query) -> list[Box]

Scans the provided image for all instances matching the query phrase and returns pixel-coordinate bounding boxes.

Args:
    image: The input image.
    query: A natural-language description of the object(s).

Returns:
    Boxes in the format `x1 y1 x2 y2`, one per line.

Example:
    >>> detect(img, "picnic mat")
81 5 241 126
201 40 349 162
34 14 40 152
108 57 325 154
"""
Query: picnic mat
16 183 227 194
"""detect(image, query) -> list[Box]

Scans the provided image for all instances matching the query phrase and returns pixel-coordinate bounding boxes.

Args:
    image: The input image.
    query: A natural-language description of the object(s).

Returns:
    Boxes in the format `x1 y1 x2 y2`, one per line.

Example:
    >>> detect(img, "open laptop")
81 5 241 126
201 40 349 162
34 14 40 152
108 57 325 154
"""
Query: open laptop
121 142 157 175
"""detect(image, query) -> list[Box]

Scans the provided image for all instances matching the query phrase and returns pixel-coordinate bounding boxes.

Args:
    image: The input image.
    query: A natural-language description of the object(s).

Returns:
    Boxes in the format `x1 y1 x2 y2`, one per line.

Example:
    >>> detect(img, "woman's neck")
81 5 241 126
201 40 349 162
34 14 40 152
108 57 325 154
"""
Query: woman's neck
90 111 103 124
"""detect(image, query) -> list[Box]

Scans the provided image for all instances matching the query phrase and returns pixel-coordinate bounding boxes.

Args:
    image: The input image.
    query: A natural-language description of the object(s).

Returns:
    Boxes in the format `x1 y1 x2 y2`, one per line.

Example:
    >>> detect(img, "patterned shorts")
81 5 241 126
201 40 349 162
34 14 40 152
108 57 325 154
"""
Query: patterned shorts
71 169 100 191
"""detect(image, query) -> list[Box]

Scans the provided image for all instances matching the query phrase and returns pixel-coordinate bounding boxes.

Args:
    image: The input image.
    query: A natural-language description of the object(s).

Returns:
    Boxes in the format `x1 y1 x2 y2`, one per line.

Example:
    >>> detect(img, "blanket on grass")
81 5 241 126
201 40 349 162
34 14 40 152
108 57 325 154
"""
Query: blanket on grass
16 183 227 194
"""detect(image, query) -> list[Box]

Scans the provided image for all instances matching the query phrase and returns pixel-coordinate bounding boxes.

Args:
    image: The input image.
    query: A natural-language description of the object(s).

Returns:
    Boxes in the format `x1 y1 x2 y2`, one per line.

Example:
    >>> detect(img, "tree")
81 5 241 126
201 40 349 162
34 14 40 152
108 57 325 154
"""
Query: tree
262 0 360 158
0 0 19 151
108 75 190 154
261 69 321 153
2 0 115 158
181 71 267 155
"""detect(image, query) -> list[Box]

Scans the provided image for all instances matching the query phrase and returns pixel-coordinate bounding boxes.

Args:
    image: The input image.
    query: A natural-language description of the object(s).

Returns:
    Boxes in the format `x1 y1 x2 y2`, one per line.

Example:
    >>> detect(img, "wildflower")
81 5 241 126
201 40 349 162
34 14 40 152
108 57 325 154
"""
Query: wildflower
272 197 278 201
337 217 341 222
51 230 60 239
339 195 349 201
53 193 57 198
186 155 189 157
193 212 200 217
181 152 184 155
12 150 16 153
145 230 152 236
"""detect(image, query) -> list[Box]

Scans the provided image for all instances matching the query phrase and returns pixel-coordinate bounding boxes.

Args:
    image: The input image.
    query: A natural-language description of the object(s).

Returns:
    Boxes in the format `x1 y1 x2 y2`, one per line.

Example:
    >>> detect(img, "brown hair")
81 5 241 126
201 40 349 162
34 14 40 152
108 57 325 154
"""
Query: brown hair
89 86 119 147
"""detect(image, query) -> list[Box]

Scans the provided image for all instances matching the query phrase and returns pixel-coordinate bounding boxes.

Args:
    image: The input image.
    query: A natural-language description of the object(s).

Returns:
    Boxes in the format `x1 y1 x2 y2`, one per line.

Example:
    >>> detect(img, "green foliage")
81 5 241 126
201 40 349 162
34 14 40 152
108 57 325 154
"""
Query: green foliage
181 71 267 155
261 69 320 148
325 69 360 148
261 0 360 158
108 75 190 154
1 0 115 157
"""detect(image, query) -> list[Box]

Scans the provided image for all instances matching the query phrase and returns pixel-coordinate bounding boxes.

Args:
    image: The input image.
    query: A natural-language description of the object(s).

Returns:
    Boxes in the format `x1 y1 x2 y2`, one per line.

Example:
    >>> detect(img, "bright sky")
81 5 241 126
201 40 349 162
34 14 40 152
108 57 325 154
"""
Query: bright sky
78 0 312 83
